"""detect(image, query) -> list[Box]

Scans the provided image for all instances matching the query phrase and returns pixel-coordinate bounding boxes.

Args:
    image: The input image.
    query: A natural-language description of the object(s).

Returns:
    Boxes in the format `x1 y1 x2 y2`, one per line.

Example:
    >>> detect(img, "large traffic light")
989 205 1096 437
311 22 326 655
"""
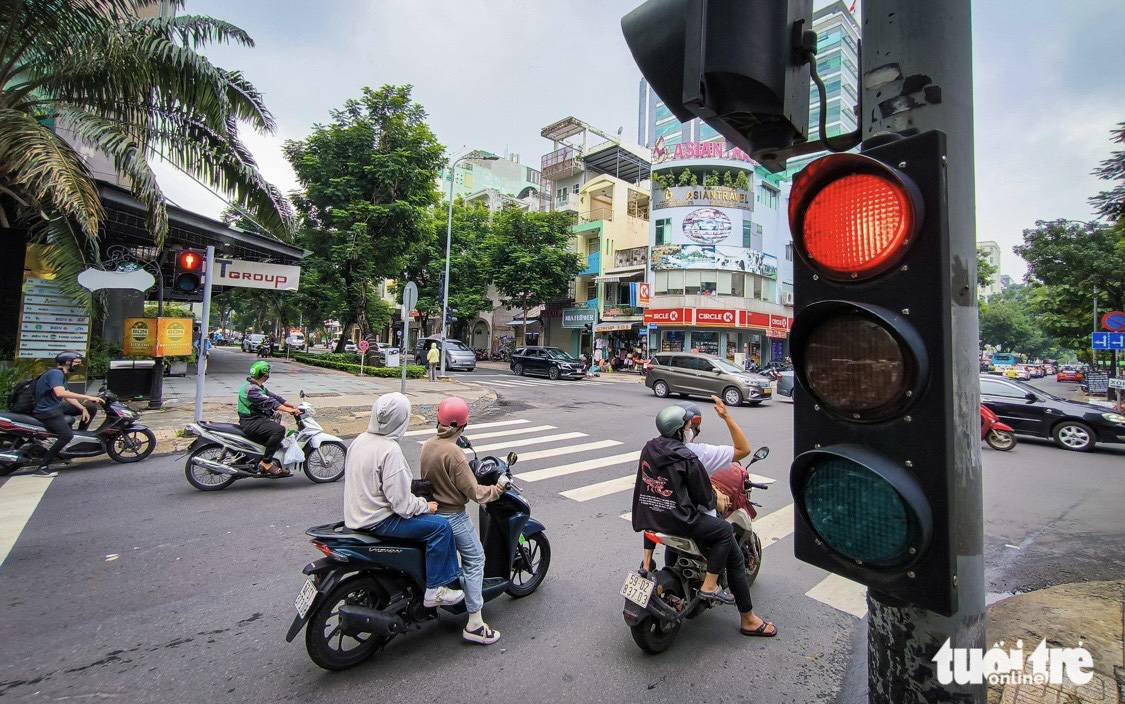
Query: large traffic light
172 249 205 298
621 0 812 170
788 131 963 615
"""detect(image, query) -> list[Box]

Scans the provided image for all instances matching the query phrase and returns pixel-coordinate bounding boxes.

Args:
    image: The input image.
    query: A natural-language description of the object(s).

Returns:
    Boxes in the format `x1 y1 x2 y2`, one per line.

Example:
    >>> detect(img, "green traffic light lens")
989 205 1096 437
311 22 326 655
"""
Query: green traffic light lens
803 457 916 567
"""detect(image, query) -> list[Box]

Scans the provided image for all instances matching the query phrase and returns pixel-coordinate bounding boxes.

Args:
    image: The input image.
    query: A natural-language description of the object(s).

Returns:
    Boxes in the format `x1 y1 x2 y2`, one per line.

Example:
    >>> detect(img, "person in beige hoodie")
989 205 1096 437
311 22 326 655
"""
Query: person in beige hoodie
420 396 507 645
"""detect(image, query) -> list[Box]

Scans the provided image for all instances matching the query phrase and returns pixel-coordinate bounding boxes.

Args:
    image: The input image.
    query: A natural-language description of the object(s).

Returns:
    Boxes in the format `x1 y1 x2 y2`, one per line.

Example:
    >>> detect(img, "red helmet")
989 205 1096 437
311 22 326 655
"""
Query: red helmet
437 396 470 428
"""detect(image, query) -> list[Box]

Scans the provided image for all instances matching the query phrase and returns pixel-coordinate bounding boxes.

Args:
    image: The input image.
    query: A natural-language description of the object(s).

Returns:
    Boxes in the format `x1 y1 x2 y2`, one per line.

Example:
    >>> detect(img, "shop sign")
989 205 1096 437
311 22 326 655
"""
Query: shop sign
695 308 737 327
212 258 301 291
650 136 754 164
653 186 753 212
650 245 778 279
595 323 634 332
17 276 91 360
562 308 598 328
637 282 651 306
123 317 157 356
643 308 692 325
156 317 193 356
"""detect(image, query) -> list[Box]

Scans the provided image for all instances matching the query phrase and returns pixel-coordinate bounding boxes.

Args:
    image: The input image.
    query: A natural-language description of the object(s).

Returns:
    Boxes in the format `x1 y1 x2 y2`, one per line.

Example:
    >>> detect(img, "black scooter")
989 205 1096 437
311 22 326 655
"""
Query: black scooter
285 437 550 670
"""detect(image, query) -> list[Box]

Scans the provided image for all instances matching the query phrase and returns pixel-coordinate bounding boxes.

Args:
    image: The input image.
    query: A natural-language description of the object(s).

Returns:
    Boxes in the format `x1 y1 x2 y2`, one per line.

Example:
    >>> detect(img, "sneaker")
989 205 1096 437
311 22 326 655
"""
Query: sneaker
698 588 737 605
423 586 465 607
30 467 58 478
463 624 500 645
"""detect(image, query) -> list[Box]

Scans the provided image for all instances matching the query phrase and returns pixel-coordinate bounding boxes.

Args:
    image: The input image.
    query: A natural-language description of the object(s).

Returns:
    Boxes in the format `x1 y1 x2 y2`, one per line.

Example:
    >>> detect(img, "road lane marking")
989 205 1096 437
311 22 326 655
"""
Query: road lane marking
620 499 785 527
416 425 556 444
561 474 635 502
0 476 53 569
805 574 868 618
516 451 640 483
751 503 795 548
509 440 623 463
404 419 530 437
466 432 587 454
747 474 776 485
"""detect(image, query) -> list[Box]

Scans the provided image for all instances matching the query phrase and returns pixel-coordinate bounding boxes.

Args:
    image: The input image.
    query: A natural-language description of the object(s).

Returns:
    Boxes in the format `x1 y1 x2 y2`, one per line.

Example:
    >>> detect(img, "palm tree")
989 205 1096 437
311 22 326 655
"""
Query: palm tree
0 0 293 296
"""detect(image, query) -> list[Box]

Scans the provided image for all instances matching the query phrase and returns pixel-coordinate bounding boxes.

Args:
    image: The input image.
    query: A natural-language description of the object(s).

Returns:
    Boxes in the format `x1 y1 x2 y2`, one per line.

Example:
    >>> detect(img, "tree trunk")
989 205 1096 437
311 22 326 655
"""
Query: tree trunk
521 305 529 347
355 284 370 341
334 317 354 354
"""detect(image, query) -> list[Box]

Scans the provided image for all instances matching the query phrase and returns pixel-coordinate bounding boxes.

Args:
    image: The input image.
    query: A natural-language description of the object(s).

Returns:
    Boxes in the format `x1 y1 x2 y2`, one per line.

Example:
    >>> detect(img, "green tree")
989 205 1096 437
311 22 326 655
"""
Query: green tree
0 0 293 303
677 169 697 186
402 201 492 337
979 292 1053 358
1090 122 1124 223
284 85 445 350
977 250 997 296
487 208 580 347
735 171 751 190
722 170 734 187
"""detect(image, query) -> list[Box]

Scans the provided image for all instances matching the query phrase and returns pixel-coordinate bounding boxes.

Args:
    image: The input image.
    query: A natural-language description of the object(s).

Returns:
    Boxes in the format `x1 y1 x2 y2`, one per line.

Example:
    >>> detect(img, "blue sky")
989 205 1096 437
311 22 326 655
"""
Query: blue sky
156 0 1124 280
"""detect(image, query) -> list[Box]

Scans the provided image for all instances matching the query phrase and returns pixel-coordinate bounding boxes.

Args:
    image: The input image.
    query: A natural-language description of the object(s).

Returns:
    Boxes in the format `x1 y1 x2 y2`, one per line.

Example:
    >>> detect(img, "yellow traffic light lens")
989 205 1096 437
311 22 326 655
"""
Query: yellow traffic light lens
803 312 907 418
804 457 914 566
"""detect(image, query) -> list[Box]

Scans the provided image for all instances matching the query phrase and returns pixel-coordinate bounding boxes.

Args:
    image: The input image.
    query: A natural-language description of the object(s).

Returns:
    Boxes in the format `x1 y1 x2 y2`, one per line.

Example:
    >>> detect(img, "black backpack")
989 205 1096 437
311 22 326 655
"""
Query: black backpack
7 374 41 414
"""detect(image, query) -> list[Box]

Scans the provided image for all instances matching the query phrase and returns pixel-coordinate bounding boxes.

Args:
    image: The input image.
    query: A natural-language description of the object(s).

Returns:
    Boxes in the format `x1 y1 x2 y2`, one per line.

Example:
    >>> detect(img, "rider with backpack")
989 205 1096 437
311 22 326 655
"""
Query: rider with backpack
27 352 104 478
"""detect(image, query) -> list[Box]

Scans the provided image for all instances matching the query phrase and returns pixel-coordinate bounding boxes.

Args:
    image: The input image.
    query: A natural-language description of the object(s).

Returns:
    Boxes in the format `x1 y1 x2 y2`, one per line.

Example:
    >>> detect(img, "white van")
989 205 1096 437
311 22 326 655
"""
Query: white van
285 333 306 350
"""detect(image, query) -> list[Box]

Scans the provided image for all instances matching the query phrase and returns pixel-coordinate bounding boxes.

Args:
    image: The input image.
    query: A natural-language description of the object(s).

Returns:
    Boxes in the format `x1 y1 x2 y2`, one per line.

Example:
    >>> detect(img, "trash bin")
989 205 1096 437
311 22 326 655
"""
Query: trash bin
384 349 401 368
106 359 156 398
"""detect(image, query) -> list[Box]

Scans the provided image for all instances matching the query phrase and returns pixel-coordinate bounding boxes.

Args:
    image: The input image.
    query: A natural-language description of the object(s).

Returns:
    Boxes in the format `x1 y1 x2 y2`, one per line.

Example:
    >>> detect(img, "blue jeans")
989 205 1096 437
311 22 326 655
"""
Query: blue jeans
439 511 485 614
373 513 460 589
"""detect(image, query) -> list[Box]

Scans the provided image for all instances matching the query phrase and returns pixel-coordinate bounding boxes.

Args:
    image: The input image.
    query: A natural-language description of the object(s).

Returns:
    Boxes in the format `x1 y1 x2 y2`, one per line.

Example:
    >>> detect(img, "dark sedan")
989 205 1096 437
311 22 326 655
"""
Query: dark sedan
511 346 585 380
775 370 795 400
980 376 1125 452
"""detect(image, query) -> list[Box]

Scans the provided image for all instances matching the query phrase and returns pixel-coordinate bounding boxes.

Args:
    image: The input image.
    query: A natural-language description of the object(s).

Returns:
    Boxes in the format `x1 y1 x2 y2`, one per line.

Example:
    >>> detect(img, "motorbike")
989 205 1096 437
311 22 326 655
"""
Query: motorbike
182 392 346 490
0 389 156 476
981 404 1017 451
474 348 489 361
285 435 550 670
256 343 271 358
621 446 771 654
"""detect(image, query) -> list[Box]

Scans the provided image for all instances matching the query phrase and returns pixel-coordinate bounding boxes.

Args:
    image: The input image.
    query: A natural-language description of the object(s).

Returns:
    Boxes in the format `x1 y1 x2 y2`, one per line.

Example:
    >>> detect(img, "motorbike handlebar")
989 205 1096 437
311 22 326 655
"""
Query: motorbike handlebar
748 482 770 491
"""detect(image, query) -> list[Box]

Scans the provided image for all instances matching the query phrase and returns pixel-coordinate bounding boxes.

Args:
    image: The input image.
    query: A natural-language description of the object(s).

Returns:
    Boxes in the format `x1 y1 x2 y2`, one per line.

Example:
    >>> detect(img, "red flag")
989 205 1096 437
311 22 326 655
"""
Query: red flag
849 0 857 12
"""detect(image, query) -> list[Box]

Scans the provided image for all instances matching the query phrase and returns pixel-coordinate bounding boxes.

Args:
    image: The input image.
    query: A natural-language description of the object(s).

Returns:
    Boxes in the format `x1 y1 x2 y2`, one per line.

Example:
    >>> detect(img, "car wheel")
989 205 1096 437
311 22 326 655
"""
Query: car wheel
722 386 744 406
548 366 560 381
652 380 670 398
1052 421 1096 452
513 363 524 376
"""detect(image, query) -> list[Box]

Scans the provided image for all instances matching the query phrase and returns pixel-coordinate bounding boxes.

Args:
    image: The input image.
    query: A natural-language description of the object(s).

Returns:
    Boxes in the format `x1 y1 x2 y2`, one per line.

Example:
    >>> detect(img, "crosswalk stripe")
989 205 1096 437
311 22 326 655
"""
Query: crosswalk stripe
404 419 530 437
752 503 795 548
748 474 776 485
466 432 587 454
417 425 556 444
560 474 634 502
516 451 640 483
509 440 623 463
805 574 868 618
0 476 54 570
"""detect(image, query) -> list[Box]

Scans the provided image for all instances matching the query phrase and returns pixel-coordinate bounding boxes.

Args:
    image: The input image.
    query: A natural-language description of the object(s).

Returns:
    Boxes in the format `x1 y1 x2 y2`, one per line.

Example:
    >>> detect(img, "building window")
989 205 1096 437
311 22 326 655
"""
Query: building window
655 218 672 245
785 243 794 261
586 281 596 301
684 270 702 295
742 220 751 249
756 184 779 209
752 223 764 251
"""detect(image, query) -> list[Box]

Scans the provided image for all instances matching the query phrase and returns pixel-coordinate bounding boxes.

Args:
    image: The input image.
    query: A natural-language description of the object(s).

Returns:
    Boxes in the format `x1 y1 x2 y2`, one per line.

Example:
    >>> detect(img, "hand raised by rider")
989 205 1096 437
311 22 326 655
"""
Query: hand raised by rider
711 395 730 420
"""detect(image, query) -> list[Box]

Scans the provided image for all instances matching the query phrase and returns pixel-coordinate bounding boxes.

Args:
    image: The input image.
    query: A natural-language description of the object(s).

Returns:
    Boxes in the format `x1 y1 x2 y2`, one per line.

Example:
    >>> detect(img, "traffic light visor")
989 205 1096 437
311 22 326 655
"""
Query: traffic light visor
792 445 932 569
790 154 923 281
790 302 928 422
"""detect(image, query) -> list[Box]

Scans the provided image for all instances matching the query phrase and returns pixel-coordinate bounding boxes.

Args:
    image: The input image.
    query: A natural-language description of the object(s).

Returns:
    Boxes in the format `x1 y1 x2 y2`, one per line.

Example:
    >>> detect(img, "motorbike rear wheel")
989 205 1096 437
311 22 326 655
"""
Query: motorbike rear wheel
306 575 388 671
507 532 551 597
184 444 238 491
304 441 346 483
630 581 684 654
985 429 1017 451
106 428 157 463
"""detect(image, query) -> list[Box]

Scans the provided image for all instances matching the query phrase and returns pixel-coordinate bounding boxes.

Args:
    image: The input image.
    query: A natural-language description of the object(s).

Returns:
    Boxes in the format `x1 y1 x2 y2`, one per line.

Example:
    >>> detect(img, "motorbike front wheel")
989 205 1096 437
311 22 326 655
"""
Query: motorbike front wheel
630 581 684 654
106 427 157 463
184 444 238 491
305 575 388 671
985 429 1017 451
507 532 551 598
304 441 347 483
743 531 764 586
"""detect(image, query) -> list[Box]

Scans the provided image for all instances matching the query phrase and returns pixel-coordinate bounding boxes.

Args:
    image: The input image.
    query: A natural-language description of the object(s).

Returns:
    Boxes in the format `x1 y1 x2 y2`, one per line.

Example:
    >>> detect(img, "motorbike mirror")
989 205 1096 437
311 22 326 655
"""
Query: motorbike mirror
751 446 769 463
300 389 306 399
456 435 472 449
506 452 518 467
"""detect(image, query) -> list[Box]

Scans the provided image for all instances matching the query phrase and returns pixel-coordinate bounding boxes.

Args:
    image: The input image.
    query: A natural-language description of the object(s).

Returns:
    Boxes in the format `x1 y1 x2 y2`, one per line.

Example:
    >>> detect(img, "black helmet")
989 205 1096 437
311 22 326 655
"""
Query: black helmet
55 351 84 366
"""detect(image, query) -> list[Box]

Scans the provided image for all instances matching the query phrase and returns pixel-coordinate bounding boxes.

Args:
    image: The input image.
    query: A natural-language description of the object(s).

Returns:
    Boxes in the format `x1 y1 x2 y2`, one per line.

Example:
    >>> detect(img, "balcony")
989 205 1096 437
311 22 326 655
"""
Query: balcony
555 193 580 214
613 246 647 269
578 251 600 277
603 305 643 318
580 207 613 223
541 146 583 181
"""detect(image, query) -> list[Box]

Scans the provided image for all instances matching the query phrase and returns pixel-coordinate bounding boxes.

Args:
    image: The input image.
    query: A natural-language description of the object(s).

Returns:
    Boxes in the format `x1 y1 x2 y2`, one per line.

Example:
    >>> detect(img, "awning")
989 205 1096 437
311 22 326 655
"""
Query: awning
506 319 541 327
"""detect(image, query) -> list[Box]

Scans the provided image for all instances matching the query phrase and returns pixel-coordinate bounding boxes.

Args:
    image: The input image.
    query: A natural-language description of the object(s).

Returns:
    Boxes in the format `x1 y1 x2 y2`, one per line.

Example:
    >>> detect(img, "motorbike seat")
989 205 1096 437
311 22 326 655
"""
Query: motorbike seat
0 412 47 428
306 522 428 549
199 421 247 437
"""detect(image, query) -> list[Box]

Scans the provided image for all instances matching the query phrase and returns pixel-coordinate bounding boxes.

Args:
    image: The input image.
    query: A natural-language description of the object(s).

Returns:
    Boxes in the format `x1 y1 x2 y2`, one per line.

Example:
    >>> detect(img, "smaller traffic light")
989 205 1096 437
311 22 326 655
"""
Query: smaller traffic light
173 249 205 295
445 308 458 326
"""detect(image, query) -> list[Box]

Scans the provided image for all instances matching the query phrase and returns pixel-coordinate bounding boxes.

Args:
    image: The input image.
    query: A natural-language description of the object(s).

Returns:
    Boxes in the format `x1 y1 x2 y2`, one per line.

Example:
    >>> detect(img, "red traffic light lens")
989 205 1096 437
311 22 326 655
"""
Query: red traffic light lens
790 155 923 281
179 251 199 270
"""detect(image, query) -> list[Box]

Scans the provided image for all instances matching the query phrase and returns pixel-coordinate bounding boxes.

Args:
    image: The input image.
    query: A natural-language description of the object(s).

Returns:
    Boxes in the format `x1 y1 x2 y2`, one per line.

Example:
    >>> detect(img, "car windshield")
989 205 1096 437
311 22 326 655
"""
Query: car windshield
1011 380 1058 400
545 348 576 361
444 340 469 351
712 358 744 373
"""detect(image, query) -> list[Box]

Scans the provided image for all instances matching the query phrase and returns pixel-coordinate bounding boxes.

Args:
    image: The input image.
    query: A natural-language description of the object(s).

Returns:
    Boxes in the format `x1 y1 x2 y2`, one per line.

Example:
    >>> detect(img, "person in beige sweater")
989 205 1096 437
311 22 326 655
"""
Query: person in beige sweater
420 396 508 645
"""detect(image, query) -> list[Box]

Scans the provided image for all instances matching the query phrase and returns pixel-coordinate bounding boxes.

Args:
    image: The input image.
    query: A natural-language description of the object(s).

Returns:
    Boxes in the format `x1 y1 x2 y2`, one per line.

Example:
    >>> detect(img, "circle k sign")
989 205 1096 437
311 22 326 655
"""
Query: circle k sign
696 309 737 326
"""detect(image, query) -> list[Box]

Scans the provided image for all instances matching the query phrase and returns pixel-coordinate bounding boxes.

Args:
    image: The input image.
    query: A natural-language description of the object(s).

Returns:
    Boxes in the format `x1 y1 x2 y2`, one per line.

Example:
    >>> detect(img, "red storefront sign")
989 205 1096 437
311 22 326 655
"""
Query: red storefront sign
695 308 737 326
737 311 793 333
637 282 651 306
643 308 691 325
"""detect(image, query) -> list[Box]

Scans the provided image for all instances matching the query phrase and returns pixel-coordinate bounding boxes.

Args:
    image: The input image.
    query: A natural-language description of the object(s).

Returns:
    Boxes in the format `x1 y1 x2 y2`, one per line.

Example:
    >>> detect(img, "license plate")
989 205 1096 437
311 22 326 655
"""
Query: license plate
294 577 318 618
620 571 655 608
761 388 772 396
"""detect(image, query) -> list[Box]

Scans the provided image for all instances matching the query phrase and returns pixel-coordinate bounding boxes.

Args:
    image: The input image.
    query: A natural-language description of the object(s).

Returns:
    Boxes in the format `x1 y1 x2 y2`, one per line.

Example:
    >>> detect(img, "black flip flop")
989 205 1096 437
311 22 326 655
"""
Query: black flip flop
740 621 777 637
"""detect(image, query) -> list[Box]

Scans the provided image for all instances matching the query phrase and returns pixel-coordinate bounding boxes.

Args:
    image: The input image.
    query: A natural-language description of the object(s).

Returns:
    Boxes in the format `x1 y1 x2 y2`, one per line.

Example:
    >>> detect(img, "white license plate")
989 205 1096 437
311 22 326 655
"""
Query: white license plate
294 577 318 618
620 571 655 608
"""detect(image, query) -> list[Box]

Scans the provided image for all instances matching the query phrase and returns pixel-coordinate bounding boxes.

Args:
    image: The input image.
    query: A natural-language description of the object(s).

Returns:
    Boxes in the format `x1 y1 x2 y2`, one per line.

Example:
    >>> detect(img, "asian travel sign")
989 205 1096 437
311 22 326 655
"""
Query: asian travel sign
653 186 753 212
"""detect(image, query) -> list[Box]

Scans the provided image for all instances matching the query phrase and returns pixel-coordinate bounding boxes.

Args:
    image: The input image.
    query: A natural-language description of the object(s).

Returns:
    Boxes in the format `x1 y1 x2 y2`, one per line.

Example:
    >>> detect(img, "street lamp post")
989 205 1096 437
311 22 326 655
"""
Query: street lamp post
440 152 499 378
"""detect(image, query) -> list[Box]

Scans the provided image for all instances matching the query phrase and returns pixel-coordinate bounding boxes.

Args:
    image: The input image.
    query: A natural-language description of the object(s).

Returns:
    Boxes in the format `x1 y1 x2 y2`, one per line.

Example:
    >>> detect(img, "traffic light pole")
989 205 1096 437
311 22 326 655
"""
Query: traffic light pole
193 246 216 423
860 2 984 702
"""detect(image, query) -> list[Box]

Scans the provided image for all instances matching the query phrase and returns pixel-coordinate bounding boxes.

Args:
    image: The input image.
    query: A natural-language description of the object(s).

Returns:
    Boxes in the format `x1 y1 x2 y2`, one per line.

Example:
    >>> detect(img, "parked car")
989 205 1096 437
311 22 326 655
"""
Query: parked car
1044 364 1057 375
241 333 265 353
646 352 772 406
343 340 358 353
413 337 476 371
980 376 1125 452
285 332 306 350
775 370 795 400
510 346 585 380
1056 367 1084 383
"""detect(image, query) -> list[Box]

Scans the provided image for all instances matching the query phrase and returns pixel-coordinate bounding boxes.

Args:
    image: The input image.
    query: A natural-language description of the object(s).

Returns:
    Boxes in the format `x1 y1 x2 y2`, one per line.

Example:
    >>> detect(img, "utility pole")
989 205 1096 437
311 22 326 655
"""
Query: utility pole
860 2 985 702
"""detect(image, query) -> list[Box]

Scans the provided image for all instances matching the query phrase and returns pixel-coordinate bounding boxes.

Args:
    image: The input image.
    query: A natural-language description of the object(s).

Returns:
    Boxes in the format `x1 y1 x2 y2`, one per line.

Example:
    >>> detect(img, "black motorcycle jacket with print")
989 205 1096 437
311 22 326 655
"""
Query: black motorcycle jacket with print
630 436 716 535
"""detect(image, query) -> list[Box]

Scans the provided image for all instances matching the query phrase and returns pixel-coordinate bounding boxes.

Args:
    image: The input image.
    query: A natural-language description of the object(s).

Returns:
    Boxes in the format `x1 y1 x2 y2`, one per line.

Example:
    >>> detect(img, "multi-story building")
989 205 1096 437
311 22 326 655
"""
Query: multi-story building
978 240 1003 299
438 150 543 203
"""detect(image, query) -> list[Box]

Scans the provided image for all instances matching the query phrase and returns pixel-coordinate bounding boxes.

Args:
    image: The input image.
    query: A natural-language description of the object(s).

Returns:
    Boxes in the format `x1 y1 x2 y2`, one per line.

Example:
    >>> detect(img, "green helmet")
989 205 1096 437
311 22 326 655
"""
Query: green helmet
656 405 694 439
249 361 271 379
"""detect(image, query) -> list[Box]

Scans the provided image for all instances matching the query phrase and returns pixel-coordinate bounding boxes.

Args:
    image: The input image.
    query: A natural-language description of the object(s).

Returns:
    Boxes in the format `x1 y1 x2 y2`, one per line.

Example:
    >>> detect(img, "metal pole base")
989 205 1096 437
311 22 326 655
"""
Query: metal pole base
147 356 164 409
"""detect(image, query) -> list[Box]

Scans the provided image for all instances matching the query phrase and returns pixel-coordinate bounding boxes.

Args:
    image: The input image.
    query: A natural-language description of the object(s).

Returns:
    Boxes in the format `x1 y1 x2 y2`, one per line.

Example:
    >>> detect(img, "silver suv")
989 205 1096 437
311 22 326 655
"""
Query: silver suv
645 352 772 406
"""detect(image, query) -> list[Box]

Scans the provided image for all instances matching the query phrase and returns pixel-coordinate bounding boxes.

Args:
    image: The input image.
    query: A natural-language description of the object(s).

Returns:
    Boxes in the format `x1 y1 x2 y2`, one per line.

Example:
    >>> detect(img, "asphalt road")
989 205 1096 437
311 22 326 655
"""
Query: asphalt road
1 370 1122 703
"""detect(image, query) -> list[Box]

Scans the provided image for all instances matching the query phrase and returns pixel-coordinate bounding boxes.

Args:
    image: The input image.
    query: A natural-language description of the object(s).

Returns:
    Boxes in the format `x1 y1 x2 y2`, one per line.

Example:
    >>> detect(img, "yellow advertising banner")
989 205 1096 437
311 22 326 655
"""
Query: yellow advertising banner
123 318 157 357
157 318 193 357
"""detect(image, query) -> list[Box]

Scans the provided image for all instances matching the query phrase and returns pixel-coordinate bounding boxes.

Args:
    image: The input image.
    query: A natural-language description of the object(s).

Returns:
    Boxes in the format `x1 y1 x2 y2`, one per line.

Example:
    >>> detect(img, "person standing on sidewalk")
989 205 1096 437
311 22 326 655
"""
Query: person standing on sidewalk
427 342 440 381
29 352 104 478
420 396 508 645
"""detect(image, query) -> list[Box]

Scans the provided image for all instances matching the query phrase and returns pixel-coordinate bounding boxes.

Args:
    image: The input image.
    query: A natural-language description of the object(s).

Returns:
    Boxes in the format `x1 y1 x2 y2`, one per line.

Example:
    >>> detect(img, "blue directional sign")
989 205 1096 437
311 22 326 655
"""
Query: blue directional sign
1110 333 1125 350
1092 332 1125 349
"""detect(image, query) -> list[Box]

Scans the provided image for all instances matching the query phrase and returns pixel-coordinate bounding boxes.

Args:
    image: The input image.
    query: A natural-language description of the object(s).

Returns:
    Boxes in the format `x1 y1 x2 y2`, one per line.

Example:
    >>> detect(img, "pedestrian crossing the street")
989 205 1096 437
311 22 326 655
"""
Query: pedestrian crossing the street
452 416 868 619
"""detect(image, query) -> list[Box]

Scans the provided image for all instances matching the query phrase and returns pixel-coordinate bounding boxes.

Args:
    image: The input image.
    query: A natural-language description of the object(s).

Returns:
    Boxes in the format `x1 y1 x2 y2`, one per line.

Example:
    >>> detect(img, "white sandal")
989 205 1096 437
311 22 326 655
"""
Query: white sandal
463 624 500 645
